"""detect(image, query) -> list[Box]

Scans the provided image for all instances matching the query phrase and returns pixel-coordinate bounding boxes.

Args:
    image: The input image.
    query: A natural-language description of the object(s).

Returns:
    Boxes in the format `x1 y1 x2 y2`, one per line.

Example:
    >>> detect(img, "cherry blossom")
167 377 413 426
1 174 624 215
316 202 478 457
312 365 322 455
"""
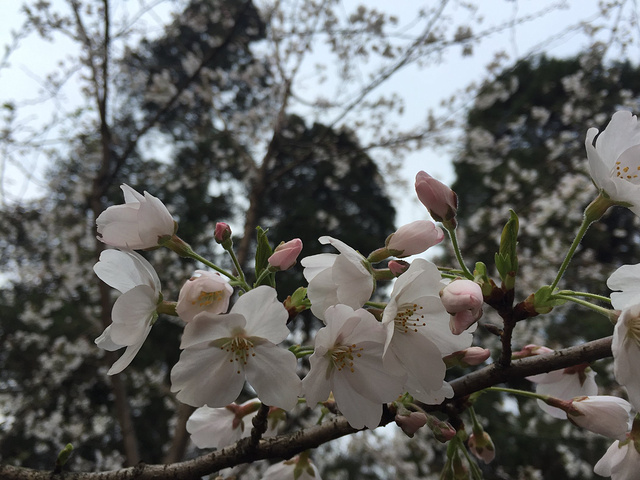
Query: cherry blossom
607 264 640 411
595 438 640 479
415 171 458 224
186 400 278 449
96 184 175 249
170 286 301 410
93 249 161 375
586 111 640 216
176 270 233 322
530 363 598 419
262 452 322 480
385 220 444 258
567 396 632 440
302 305 405 429
301 236 374 321
381 259 473 404
268 238 303 270
440 279 484 335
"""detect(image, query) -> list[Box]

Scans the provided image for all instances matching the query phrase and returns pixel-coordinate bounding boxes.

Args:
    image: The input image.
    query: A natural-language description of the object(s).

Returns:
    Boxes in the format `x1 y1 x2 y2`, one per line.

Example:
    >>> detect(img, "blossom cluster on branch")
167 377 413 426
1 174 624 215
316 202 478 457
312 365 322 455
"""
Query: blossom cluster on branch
64 110 640 478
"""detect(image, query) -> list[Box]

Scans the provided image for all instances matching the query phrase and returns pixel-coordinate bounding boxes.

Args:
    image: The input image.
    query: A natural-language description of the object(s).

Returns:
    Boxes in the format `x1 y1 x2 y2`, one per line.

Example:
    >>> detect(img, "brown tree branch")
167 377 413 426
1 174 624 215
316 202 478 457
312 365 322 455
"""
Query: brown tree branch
0 336 613 480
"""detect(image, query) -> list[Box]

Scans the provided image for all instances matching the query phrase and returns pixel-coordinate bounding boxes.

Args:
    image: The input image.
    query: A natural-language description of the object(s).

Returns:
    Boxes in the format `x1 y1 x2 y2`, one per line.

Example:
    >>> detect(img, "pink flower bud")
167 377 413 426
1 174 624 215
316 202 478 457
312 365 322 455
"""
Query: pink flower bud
440 280 483 335
268 238 303 270
176 270 234 322
444 347 491 367
468 431 496 464
388 260 410 276
214 222 232 245
415 171 458 226
385 220 444 258
395 411 428 438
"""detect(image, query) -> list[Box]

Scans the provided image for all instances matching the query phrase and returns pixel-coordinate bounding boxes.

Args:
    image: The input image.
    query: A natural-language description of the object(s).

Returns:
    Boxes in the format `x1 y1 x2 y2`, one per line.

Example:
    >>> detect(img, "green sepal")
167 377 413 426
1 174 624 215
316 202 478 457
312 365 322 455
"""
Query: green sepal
533 285 567 314
254 227 275 287
495 209 519 290
54 443 73 472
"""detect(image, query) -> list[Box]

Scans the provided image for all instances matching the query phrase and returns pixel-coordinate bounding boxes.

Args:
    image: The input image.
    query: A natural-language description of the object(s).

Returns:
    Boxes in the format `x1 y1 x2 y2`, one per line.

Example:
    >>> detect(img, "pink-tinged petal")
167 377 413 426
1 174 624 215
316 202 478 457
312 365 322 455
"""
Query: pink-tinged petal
231 286 290 343
176 271 233 322
389 258 443 298
268 238 303 270
171 346 245 407
180 313 245 349
246 343 301 410
386 220 444 257
302 354 332 406
332 371 384 430
110 286 156 346
107 324 152 375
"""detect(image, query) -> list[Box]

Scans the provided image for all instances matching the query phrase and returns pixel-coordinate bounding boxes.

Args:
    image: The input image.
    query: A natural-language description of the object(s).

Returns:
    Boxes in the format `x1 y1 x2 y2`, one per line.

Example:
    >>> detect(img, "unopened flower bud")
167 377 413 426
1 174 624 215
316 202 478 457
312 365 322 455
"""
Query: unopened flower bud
214 222 232 247
176 270 234 322
468 430 496 464
444 347 491 368
441 280 483 335
268 238 303 270
424 413 457 443
388 260 410 276
395 411 428 438
415 171 458 227
385 220 444 258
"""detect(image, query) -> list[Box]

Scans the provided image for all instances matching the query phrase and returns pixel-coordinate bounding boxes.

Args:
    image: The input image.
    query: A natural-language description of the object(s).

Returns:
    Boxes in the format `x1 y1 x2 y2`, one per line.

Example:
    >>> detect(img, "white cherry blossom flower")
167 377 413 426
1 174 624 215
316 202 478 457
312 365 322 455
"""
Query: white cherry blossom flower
607 264 640 411
176 270 233 322
93 249 161 375
301 236 374 321
586 111 640 215
529 363 598 419
96 184 175 249
303 304 405 429
170 286 301 410
595 438 640 479
381 258 473 404
186 400 277 449
568 396 632 440
262 452 322 480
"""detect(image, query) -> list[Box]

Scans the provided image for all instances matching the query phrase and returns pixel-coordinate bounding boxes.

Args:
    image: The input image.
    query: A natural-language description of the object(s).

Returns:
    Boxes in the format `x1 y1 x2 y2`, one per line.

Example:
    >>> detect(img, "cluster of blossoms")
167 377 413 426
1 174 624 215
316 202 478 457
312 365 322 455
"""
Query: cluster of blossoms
91 110 640 479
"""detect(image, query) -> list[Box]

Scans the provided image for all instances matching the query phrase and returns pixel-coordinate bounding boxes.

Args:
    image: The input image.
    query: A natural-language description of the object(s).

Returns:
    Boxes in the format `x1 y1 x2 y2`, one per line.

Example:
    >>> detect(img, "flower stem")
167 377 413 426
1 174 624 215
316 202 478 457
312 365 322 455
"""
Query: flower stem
550 194 614 291
487 386 548 402
556 290 612 304
444 225 473 280
552 293 615 318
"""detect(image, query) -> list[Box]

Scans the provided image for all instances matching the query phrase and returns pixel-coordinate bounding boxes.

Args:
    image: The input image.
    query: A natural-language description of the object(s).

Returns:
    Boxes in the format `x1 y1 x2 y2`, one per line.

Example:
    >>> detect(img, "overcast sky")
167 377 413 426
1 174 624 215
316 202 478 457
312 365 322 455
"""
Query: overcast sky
0 1 634 225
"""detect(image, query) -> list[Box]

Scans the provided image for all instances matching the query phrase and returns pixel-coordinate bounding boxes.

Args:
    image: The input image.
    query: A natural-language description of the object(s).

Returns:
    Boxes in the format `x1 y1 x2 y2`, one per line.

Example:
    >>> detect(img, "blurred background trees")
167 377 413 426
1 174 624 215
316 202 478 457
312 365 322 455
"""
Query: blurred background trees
0 0 639 478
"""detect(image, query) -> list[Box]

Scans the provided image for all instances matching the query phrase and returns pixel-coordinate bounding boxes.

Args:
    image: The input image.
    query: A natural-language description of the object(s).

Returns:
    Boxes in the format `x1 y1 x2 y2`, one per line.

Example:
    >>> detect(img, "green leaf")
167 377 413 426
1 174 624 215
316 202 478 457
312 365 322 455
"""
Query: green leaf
254 226 275 287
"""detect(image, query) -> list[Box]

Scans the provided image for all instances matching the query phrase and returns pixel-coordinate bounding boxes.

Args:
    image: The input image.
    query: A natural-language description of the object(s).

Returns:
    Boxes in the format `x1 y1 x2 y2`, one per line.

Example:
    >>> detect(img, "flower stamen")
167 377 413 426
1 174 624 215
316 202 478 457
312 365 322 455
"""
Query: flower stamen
394 303 426 334
329 344 364 373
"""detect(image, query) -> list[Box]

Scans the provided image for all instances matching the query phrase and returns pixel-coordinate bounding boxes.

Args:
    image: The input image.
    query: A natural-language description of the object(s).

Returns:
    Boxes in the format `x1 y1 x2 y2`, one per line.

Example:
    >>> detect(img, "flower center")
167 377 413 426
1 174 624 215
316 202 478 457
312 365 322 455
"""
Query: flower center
329 344 363 373
193 290 225 307
215 333 256 374
611 145 640 185
394 302 426 334
626 315 640 346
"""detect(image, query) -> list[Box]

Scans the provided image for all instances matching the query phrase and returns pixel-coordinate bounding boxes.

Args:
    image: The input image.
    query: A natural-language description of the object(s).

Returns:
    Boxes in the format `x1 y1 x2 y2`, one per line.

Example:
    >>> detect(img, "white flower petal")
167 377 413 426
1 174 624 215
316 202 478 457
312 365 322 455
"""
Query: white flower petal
231 286 289 343
332 371 384 430
107 324 152 375
110 285 157 346
171 346 245 407
245 343 301 410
